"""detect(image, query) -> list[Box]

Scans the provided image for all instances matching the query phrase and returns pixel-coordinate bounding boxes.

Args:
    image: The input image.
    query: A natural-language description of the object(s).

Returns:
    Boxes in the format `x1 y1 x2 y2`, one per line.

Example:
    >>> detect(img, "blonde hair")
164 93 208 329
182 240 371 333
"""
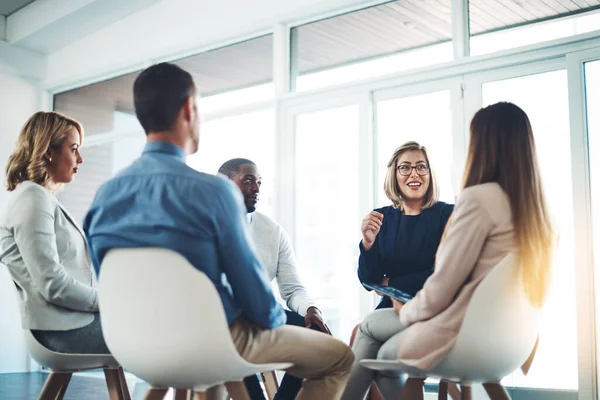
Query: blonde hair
383 141 439 210
6 111 83 191
462 102 554 308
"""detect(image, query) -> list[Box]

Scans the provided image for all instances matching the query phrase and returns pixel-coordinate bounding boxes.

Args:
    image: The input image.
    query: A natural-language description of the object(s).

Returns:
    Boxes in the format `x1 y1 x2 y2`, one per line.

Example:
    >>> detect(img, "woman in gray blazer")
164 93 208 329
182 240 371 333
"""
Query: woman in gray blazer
0 111 108 354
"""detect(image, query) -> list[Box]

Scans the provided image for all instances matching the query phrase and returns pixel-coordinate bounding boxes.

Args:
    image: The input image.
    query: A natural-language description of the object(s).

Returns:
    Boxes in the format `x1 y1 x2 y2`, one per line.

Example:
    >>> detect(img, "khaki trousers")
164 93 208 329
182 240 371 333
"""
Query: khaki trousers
207 317 354 400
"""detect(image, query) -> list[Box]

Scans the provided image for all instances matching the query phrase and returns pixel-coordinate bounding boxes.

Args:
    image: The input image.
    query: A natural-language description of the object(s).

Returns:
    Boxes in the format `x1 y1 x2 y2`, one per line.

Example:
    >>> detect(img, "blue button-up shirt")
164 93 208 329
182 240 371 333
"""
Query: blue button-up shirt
83 141 286 329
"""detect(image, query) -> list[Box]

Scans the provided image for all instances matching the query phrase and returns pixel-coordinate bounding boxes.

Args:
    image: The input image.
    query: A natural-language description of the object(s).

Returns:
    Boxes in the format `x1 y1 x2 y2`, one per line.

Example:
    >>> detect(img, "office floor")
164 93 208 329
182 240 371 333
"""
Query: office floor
0 371 150 400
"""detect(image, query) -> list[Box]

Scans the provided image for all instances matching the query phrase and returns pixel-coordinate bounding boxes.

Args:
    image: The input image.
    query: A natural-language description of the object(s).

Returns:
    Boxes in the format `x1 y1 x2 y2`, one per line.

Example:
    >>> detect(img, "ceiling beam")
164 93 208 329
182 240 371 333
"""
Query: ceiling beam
6 0 161 54
7 0 95 44
0 40 46 80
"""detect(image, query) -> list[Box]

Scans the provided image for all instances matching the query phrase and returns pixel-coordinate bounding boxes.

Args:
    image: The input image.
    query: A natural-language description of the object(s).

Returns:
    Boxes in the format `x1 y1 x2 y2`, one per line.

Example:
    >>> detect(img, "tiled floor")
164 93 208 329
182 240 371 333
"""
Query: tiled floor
0 371 151 400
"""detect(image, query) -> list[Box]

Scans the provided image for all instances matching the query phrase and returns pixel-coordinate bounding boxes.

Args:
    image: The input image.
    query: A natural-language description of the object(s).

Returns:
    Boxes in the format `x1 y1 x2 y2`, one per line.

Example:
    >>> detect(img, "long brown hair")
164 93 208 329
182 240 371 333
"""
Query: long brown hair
463 102 554 307
383 141 439 210
6 111 83 191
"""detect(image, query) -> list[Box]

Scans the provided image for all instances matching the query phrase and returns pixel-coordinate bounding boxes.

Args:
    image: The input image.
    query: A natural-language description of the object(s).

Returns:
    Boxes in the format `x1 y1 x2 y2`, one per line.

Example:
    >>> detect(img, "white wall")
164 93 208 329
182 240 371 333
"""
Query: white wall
0 71 41 373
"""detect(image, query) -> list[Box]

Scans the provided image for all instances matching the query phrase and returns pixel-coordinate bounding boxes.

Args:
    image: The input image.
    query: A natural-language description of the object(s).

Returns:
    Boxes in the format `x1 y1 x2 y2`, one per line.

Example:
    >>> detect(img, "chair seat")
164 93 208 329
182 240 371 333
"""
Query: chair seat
25 330 119 372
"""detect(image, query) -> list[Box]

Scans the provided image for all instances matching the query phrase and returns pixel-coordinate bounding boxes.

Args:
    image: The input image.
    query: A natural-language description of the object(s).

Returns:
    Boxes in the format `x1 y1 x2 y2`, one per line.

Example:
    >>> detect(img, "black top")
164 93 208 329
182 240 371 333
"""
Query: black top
358 201 454 309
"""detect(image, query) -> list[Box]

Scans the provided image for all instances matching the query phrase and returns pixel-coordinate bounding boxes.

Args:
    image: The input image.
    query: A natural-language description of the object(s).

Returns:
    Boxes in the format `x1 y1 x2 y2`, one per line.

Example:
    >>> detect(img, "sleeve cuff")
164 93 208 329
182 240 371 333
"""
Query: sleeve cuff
300 301 320 317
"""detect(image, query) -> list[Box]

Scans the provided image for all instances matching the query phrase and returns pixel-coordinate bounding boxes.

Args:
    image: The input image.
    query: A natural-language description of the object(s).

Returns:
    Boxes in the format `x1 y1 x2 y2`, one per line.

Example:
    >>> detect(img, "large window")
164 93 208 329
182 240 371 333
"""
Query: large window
292 0 453 92
187 109 276 217
294 105 362 341
482 69 578 391
53 35 276 221
375 89 455 208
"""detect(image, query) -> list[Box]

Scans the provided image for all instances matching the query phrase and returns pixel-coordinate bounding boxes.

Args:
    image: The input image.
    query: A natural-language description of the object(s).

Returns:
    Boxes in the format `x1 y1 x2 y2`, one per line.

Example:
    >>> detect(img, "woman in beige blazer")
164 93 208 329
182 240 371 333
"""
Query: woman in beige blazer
0 111 108 354
342 102 555 399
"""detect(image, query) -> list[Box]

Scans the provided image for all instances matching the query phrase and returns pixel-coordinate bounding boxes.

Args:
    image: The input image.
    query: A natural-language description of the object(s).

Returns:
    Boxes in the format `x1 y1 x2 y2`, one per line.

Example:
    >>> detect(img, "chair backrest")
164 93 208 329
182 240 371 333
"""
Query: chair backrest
99 248 271 389
430 253 540 382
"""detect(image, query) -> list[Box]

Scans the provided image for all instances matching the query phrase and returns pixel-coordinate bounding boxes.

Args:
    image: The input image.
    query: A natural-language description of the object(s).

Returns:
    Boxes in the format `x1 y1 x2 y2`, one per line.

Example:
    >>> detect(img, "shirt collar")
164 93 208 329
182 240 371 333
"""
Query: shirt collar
143 141 186 162
247 212 254 224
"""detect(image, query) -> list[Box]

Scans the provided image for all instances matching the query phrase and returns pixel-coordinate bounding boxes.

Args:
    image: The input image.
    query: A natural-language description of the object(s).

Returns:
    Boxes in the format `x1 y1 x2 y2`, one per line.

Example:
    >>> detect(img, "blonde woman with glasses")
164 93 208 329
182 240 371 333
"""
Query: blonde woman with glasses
347 141 454 399
0 111 108 354
343 102 555 399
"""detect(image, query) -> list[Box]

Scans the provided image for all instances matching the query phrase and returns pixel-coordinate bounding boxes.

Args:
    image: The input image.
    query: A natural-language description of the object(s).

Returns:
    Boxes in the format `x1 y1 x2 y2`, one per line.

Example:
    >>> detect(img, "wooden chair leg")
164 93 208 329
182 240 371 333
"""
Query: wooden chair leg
225 381 251 400
448 383 461 400
400 377 424 400
438 380 448 400
483 383 512 400
143 388 169 400
104 368 125 400
174 389 189 400
117 367 131 400
261 371 279 399
192 392 206 400
38 372 72 400
367 381 384 400
460 385 472 400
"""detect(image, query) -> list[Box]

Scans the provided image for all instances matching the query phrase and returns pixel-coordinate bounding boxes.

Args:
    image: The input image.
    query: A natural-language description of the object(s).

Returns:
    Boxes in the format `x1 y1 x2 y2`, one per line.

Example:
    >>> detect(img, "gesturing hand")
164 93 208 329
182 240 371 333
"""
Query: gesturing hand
305 307 332 335
361 211 383 251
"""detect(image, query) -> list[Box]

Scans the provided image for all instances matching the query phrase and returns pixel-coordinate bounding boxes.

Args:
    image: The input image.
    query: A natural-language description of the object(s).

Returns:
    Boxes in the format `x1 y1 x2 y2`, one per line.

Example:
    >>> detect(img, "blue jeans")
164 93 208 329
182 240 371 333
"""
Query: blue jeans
243 310 321 400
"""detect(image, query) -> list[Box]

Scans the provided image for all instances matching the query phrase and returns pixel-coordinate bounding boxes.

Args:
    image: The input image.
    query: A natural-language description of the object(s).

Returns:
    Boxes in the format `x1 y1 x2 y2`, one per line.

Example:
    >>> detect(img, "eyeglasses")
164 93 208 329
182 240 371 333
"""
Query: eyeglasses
396 164 430 176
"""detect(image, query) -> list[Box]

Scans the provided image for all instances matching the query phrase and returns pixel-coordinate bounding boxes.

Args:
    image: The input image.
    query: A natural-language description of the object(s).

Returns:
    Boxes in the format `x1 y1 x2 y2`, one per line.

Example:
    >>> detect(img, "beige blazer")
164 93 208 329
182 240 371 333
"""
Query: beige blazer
0 181 98 330
397 182 516 370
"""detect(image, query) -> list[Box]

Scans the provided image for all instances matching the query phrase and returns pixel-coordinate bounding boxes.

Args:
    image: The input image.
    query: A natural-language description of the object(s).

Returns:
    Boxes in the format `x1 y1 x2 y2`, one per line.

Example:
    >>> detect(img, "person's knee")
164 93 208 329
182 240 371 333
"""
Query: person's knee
333 340 354 374
358 316 375 339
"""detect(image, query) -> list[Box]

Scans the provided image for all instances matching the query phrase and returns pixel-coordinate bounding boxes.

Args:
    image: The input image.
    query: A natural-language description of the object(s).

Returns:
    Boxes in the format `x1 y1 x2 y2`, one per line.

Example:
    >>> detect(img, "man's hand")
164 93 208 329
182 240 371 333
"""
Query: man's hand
305 307 332 335
392 298 404 316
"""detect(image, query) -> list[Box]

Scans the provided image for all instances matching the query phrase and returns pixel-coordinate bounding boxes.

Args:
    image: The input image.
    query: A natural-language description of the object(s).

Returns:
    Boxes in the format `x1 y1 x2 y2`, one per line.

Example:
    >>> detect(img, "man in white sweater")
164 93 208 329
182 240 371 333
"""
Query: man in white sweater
218 158 330 400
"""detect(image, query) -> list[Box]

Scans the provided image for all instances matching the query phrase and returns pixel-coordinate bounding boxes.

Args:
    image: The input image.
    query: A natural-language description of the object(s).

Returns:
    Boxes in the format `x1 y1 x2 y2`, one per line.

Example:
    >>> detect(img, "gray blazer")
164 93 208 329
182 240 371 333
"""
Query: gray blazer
0 181 98 330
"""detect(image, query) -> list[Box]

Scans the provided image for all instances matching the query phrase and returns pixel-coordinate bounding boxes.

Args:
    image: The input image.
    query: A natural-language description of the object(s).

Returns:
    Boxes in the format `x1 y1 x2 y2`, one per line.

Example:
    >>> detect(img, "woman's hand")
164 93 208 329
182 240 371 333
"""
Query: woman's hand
375 276 389 296
361 211 383 251
392 298 404 315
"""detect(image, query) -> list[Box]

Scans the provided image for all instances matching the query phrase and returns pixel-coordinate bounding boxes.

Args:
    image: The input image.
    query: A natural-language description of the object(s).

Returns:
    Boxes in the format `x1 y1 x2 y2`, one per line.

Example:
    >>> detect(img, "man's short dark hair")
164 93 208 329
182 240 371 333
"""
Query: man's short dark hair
133 62 196 134
218 158 256 178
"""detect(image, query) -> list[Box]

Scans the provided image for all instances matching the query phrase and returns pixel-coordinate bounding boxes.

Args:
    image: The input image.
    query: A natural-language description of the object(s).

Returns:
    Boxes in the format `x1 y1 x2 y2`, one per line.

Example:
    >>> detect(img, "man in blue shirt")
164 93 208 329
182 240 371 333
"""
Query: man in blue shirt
83 63 353 400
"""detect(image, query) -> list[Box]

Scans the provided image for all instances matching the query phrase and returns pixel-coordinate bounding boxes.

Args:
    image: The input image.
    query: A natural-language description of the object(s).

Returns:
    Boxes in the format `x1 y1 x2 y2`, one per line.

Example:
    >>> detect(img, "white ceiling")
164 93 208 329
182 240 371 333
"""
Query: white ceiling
0 0 35 16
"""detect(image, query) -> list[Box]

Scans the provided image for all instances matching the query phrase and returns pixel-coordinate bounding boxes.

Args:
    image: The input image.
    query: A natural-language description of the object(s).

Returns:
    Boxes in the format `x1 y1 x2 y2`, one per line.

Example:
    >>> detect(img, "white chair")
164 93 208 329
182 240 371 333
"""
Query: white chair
2 261 131 400
25 327 130 400
98 248 293 400
361 253 540 400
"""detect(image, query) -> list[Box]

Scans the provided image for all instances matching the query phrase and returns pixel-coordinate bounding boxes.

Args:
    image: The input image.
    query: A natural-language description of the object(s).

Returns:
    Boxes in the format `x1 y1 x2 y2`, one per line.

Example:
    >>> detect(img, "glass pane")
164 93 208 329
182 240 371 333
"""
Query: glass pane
482 69 578 390
470 6 600 57
54 35 274 134
173 34 273 97
586 59 600 383
375 90 454 208
58 125 147 223
292 0 452 92
187 109 276 218
295 105 361 341
296 43 453 92
54 72 140 137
